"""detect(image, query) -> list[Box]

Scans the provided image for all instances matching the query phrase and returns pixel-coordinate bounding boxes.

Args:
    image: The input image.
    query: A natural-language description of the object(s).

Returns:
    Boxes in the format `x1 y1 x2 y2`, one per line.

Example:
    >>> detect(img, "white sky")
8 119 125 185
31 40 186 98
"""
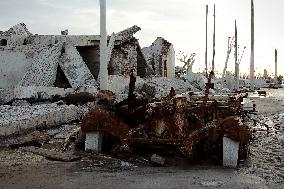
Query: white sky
0 0 283 76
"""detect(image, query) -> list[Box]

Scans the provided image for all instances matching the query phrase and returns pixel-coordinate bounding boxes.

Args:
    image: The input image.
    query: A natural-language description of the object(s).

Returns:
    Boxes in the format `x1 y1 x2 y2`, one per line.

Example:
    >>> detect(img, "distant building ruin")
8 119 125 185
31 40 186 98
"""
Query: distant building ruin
0 23 175 89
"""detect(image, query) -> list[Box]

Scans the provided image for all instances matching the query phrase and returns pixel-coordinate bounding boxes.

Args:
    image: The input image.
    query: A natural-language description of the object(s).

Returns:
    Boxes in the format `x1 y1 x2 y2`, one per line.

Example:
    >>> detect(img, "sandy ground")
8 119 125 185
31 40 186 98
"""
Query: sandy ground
0 88 283 189
0 150 269 189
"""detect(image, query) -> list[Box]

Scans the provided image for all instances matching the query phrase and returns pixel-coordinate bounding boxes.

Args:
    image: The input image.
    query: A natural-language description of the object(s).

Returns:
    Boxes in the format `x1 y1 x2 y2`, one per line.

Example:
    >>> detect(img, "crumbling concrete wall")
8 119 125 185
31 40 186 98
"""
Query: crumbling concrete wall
18 43 63 87
29 35 100 47
0 23 32 47
0 23 32 37
109 39 139 76
142 37 175 78
0 23 174 93
108 26 148 77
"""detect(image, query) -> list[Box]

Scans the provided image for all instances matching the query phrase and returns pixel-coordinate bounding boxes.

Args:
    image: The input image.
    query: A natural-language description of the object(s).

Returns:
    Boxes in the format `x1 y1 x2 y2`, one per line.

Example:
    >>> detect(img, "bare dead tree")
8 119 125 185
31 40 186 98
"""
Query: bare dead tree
177 50 196 75
222 37 235 88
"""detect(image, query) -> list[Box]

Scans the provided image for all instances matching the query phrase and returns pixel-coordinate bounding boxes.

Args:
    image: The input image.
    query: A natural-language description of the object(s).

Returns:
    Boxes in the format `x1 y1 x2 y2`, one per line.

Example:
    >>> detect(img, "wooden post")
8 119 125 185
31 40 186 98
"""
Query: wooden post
99 0 108 90
275 49 278 82
205 5 208 77
212 4 216 74
222 37 232 88
250 0 255 91
235 20 239 91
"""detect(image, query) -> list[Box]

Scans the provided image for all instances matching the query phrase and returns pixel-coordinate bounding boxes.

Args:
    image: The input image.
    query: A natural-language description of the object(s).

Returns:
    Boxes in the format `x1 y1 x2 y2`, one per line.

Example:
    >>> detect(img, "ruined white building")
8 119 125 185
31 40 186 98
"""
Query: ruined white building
0 23 175 91
142 37 175 79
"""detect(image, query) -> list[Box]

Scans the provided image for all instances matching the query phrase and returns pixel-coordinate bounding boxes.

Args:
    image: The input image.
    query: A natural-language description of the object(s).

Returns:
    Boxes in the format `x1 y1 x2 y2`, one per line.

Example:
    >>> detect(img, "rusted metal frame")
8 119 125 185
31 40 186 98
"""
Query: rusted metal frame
125 138 186 146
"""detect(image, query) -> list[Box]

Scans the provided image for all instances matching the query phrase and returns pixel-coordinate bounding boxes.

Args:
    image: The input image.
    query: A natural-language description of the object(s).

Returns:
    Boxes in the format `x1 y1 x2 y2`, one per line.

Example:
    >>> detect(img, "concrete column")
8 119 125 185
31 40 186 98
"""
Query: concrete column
99 0 108 90
205 5 208 77
85 132 103 152
223 137 239 168
235 20 239 91
250 0 255 91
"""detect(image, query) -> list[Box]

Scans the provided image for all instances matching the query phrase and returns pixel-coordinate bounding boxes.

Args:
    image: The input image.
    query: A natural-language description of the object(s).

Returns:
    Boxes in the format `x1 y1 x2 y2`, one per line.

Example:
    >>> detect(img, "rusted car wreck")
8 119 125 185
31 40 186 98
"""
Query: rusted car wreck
81 74 252 165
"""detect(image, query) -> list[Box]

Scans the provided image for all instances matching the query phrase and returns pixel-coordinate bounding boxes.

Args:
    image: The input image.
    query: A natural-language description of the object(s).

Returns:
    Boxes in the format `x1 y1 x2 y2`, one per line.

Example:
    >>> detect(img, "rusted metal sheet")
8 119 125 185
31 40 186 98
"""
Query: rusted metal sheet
81 107 130 138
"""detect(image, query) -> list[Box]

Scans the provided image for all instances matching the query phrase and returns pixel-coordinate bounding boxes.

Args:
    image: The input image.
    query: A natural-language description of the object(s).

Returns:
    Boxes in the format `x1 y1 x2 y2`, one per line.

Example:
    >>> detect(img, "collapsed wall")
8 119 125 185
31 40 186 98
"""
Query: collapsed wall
0 23 176 93
142 37 175 78
18 43 63 87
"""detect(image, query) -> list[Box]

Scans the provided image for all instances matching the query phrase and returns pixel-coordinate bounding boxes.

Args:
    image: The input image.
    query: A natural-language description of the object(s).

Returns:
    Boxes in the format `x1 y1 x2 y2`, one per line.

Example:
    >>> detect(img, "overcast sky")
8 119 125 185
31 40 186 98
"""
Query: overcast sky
1 0 283 76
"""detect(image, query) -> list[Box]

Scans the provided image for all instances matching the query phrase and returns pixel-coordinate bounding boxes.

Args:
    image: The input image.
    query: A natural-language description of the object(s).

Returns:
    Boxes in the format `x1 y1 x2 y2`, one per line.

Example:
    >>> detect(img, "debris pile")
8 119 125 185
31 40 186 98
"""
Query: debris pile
81 74 252 166
0 23 255 170
0 103 81 136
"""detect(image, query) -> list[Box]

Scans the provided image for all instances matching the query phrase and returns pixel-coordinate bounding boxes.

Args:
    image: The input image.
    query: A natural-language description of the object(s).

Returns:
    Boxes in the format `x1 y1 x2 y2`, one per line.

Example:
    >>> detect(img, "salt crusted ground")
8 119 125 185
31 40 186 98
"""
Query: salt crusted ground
0 88 283 189
238 88 284 188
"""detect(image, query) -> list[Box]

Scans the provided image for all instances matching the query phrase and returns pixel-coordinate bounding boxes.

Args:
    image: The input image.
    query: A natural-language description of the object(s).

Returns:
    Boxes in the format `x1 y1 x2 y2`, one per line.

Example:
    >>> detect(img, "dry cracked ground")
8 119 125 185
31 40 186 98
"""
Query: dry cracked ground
0 88 283 189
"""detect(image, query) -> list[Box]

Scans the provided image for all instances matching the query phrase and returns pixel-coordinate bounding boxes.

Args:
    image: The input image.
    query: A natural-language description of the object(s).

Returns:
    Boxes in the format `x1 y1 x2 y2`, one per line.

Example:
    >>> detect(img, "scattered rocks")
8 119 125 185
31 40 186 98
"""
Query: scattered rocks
11 99 31 106
150 154 165 165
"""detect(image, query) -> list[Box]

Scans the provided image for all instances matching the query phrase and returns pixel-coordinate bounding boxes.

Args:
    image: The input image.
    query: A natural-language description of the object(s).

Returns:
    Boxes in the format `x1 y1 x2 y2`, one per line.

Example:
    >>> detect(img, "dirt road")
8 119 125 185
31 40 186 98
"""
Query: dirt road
0 152 268 189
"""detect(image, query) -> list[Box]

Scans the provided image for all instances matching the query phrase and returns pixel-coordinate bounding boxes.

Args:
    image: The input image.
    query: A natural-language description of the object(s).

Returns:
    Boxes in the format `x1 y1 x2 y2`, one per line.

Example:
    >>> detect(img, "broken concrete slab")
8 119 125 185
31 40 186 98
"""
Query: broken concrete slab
14 86 74 101
0 103 80 136
106 32 116 64
150 154 165 165
21 146 81 162
59 42 98 90
115 25 141 43
18 43 63 87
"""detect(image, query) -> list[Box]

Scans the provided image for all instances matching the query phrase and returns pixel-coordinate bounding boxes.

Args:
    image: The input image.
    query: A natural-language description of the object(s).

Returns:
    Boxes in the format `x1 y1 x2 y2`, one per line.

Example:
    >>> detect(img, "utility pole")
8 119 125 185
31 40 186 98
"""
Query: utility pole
205 5 208 77
212 4 216 74
99 0 108 90
235 20 239 91
250 0 255 91
275 49 278 82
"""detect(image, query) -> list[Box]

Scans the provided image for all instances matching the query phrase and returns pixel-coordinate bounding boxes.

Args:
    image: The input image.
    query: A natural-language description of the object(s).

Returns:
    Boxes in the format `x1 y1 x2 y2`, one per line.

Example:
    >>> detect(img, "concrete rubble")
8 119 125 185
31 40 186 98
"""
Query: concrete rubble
58 42 98 89
0 102 81 136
